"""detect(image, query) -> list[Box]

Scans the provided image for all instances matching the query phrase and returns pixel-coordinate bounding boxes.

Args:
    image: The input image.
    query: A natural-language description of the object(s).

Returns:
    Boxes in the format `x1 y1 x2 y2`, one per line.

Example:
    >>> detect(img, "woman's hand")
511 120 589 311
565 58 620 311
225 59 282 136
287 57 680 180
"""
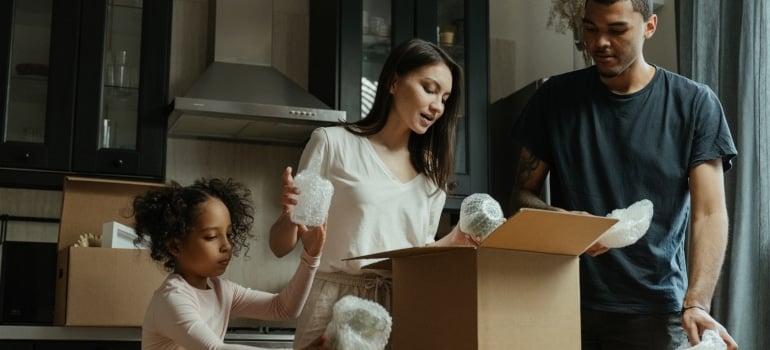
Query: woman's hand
299 221 327 257
269 167 303 257
432 224 480 247
279 166 300 214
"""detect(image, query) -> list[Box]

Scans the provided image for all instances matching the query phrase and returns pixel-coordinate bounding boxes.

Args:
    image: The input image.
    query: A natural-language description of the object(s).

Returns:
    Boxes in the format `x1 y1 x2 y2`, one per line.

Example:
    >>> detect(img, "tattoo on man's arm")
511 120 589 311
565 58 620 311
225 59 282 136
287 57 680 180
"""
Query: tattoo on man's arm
519 151 540 183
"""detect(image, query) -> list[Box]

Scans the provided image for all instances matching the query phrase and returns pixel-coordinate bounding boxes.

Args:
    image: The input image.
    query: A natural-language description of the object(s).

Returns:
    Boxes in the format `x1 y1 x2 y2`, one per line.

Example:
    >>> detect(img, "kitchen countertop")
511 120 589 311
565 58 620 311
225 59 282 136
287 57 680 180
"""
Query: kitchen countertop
0 325 294 342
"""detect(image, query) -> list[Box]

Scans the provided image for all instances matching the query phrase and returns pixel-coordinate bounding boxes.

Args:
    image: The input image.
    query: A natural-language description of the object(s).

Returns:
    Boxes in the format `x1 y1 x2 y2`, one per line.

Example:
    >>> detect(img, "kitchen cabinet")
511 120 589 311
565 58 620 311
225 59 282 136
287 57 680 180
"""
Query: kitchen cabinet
309 0 489 210
0 0 172 189
0 341 34 350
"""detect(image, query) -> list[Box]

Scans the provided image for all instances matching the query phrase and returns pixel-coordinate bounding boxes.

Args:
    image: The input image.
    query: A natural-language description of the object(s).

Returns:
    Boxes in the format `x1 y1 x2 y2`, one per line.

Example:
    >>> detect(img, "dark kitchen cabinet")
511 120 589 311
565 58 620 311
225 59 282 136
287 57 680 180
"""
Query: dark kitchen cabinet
0 341 34 350
0 340 139 350
309 0 489 210
35 340 140 350
0 0 172 189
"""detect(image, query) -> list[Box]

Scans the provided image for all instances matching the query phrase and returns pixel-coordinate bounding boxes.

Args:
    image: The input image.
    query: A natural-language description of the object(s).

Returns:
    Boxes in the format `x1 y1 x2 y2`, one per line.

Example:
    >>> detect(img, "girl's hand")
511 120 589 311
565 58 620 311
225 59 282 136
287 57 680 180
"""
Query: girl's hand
300 221 327 257
279 166 300 214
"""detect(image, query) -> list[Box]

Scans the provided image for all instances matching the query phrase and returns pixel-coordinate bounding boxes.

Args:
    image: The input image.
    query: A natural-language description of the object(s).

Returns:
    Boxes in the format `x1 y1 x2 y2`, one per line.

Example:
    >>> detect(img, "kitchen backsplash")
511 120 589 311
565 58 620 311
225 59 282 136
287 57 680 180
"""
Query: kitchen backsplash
167 137 306 328
166 137 304 290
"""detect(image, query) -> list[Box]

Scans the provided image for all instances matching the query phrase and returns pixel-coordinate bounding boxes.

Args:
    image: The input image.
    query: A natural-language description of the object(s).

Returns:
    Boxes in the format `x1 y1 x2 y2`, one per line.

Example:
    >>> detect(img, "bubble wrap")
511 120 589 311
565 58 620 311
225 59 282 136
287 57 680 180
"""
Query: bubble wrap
676 330 727 350
598 199 654 248
325 295 392 350
291 160 334 227
459 193 505 240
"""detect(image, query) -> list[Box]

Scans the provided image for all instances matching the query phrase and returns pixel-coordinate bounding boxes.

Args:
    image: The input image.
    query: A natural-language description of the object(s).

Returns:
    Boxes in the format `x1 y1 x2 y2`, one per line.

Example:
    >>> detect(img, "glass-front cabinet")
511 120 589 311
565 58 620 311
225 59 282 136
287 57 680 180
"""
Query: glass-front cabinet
0 0 171 189
310 0 489 210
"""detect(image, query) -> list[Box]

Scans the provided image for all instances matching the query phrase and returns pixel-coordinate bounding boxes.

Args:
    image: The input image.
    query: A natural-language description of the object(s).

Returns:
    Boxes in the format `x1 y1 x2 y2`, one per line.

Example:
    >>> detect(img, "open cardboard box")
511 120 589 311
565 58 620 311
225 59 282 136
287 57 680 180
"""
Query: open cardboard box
55 176 167 326
350 208 618 349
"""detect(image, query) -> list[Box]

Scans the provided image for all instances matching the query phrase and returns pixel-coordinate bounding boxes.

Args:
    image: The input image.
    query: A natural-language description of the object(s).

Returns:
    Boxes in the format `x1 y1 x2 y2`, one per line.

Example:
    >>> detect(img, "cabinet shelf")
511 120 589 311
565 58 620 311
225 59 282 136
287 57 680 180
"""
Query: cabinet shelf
8 76 48 104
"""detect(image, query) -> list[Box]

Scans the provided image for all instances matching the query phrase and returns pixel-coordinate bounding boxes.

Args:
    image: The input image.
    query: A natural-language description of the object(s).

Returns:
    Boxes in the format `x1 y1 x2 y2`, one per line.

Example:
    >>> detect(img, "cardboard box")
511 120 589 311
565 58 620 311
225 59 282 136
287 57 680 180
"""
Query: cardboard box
351 209 618 349
55 176 167 326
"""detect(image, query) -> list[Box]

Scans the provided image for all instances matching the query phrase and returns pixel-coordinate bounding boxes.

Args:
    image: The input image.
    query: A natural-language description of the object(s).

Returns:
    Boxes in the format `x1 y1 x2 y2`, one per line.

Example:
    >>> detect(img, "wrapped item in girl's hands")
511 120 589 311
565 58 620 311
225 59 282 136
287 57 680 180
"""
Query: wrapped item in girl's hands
676 330 727 350
598 199 654 248
459 193 505 241
325 295 392 350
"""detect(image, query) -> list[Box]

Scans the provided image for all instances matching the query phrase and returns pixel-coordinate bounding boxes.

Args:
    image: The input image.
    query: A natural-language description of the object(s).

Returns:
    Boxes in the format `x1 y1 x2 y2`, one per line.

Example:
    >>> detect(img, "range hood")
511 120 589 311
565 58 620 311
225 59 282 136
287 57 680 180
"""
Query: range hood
169 63 345 145
168 1 345 145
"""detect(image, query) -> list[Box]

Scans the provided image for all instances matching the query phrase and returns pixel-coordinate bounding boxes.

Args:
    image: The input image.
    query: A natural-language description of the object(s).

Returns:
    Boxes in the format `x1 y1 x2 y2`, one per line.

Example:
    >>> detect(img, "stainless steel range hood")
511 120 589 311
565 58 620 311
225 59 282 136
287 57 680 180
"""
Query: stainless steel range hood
167 0 345 145
169 62 345 145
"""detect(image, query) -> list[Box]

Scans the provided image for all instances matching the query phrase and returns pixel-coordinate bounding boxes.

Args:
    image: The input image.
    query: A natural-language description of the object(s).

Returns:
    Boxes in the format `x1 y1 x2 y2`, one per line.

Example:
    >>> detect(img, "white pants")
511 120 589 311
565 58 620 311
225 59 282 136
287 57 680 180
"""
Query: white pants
292 271 392 349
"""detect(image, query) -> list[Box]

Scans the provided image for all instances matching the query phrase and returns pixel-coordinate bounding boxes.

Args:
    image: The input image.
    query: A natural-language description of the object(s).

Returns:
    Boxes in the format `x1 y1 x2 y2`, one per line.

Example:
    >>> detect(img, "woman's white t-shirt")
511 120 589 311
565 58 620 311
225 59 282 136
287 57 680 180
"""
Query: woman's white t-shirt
298 126 446 274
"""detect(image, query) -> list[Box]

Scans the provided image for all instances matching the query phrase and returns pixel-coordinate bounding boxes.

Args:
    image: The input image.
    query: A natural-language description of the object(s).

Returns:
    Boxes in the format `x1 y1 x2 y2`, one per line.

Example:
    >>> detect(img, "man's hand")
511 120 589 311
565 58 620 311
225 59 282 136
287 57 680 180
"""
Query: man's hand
564 210 611 257
301 334 333 350
585 242 609 257
682 307 738 349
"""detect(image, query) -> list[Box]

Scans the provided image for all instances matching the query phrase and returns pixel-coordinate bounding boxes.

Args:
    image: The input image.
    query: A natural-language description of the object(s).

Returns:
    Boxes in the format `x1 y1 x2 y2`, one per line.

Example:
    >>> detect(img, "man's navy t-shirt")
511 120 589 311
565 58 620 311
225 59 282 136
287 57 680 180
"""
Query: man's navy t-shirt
514 66 737 313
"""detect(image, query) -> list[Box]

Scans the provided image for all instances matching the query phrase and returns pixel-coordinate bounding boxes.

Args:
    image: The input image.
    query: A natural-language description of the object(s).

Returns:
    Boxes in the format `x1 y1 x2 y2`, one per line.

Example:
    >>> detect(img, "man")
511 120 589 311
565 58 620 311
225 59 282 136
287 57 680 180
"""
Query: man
511 0 739 349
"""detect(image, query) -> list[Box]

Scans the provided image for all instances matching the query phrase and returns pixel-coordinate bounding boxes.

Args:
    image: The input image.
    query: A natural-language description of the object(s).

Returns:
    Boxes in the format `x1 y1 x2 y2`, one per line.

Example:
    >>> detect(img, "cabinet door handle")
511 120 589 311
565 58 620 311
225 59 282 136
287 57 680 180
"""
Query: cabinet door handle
113 159 125 167
16 152 31 162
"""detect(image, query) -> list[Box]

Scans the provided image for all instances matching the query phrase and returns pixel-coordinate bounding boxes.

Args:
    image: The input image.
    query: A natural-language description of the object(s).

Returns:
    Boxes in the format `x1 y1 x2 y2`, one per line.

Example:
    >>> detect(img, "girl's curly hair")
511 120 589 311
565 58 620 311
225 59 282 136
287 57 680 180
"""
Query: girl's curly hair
131 178 255 271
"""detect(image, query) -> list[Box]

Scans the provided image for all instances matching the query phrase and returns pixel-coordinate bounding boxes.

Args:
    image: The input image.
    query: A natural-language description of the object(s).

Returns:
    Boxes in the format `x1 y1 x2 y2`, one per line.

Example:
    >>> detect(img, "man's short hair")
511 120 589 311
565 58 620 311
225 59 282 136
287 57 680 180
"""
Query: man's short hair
586 0 654 20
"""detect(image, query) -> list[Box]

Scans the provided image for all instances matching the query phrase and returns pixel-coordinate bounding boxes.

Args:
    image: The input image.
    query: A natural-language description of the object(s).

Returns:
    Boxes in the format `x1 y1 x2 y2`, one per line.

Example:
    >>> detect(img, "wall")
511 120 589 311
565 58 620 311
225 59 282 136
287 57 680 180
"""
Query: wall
489 0 679 102
167 0 310 328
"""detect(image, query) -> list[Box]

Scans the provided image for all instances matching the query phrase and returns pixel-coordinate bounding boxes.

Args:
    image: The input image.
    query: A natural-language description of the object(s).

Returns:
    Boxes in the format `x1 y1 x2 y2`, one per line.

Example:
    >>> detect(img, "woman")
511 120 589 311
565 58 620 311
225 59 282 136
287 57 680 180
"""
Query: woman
269 38 475 349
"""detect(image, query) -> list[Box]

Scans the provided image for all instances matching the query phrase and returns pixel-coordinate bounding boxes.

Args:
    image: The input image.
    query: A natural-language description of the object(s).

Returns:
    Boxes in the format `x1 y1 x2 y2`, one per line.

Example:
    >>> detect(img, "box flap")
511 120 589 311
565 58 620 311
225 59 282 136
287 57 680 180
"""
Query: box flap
58 176 164 250
361 258 393 271
480 208 617 256
346 246 473 261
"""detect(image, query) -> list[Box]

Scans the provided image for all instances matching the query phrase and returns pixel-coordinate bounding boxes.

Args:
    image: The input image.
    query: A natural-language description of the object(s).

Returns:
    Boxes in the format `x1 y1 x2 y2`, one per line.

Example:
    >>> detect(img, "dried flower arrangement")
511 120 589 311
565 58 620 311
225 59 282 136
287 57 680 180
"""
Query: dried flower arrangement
547 0 592 66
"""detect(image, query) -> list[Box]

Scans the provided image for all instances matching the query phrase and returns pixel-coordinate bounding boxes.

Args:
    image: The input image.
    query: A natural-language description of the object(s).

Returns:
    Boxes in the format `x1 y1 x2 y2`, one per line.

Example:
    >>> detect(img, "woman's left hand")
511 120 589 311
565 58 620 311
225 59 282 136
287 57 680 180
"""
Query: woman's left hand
432 224 480 247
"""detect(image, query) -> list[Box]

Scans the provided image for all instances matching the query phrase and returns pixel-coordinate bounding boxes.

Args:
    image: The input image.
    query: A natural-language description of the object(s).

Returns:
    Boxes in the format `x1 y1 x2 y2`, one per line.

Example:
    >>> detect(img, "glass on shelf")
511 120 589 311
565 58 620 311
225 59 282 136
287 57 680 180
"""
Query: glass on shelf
99 0 143 150
111 0 143 9
4 0 53 144
437 0 466 173
361 0 391 119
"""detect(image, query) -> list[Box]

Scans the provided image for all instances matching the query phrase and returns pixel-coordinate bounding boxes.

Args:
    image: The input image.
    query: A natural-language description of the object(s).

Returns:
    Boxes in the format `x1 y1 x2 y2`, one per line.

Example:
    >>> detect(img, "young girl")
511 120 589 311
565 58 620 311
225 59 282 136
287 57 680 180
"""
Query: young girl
269 38 477 349
134 178 329 350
